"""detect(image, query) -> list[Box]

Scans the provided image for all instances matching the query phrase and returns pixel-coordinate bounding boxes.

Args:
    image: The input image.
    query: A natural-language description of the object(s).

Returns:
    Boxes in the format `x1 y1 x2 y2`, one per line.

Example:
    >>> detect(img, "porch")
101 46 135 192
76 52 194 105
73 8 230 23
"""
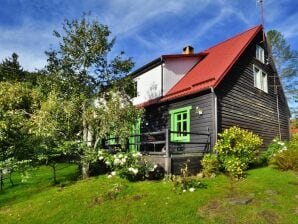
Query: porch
106 129 212 174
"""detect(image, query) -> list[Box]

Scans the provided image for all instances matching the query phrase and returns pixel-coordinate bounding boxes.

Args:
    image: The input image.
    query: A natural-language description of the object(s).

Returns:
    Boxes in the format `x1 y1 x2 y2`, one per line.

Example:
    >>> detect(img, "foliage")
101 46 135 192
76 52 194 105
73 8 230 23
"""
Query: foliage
44 13 140 178
214 126 263 179
267 30 298 117
169 160 207 193
97 150 163 181
269 136 298 171
262 137 286 163
0 53 24 82
201 154 219 178
92 91 144 150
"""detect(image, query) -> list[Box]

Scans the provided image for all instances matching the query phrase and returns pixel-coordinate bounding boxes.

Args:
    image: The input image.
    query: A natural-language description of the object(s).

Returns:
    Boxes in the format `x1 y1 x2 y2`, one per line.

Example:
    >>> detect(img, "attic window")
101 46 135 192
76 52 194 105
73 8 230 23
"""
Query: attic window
256 45 265 63
253 65 268 93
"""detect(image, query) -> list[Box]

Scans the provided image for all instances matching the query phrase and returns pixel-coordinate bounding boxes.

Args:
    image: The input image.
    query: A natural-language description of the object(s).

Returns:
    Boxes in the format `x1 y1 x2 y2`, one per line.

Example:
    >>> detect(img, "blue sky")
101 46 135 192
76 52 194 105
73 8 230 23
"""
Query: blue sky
0 0 298 71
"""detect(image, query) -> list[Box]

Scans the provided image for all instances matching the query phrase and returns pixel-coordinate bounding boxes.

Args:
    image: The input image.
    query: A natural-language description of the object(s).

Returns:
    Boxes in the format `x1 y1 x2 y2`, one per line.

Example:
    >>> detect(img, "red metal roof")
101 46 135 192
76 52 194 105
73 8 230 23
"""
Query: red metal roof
162 25 263 102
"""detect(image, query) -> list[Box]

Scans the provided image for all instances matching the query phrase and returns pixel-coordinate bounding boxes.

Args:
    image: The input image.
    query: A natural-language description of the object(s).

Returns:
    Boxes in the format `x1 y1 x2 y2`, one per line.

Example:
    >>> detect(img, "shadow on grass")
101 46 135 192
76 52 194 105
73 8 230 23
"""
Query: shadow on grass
0 164 80 207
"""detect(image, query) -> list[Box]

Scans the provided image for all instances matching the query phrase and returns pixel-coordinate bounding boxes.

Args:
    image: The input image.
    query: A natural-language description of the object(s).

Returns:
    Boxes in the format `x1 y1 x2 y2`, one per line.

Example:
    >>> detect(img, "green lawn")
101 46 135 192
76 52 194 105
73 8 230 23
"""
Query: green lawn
0 165 297 224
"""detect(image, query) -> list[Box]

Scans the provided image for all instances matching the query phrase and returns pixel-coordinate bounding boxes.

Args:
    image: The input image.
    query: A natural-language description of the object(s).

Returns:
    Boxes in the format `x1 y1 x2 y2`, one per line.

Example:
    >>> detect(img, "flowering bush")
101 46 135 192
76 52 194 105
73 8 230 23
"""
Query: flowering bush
263 137 286 163
170 160 207 193
223 157 247 179
201 154 219 178
97 150 164 181
214 126 263 179
269 136 298 171
172 176 207 193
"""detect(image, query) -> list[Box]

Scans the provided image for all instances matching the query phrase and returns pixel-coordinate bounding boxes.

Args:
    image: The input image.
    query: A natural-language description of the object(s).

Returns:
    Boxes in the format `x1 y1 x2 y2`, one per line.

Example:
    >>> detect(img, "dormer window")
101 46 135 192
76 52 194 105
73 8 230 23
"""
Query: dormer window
256 45 265 63
253 65 268 93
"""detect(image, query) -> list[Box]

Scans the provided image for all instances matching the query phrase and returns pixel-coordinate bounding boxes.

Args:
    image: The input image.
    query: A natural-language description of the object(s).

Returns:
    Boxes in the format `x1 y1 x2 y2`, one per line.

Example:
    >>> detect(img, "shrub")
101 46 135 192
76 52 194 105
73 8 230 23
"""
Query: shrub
270 136 298 171
98 150 164 181
201 154 219 178
263 137 285 163
172 176 207 193
214 126 263 179
171 160 207 193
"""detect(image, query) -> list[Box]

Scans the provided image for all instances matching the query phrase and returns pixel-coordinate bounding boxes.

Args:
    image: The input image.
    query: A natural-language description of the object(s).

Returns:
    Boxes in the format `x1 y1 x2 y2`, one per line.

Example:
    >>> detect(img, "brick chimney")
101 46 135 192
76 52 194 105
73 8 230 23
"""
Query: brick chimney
182 45 194 54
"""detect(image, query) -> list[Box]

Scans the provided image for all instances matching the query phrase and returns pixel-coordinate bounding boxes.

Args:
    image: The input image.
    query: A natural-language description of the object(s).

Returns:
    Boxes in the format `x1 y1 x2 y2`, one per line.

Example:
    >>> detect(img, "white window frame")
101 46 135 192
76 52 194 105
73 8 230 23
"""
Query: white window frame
253 65 268 93
256 45 265 63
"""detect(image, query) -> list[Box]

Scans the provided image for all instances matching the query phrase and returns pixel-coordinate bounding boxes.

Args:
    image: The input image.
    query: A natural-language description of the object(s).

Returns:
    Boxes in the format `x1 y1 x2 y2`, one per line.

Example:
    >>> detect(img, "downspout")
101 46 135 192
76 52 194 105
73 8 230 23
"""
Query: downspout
161 62 164 96
210 87 218 149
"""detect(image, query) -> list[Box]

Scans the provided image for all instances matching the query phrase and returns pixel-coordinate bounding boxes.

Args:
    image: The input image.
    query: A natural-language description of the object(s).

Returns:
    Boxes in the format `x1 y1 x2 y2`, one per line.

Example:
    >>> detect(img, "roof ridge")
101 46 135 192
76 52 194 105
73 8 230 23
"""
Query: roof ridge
203 24 262 52
163 25 263 101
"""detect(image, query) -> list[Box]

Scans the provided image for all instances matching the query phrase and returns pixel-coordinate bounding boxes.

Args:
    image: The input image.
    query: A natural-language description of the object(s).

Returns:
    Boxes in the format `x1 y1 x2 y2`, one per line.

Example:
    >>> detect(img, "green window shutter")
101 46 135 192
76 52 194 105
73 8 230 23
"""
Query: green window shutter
108 135 116 145
169 106 192 142
129 119 141 152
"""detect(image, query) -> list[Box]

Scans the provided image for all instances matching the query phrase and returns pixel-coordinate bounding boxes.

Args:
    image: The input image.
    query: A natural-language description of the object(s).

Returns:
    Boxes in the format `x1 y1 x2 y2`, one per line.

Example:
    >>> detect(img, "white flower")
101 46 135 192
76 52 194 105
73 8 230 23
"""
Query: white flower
153 164 158 169
278 141 285 146
98 150 104 155
128 167 138 175
189 188 195 192
105 161 111 166
98 156 104 160
107 175 112 178
118 154 123 158
111 171 116 176
182 190 186 193
281 146 287 151
120 158 126 165
114 158 121 165
273 139 277 142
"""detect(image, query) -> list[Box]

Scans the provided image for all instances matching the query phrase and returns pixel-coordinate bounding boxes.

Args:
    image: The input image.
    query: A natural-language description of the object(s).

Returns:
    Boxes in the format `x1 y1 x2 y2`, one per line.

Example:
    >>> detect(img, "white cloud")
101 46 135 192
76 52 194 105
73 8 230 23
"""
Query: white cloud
0 17 56 71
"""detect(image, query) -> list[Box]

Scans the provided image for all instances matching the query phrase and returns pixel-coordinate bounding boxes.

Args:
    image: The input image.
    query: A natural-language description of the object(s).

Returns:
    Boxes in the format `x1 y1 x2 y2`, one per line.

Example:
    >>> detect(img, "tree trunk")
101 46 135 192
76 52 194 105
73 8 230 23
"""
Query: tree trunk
82 162 90 179
51 164 58 184
0 172 3 191
9 172 13 186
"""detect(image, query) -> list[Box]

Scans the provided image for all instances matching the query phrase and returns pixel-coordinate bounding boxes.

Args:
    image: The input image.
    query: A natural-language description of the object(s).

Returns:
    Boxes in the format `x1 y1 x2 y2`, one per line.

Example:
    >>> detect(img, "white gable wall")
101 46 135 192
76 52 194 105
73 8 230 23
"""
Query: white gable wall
132 65 162 105
132 57 199 105
163 57 199 94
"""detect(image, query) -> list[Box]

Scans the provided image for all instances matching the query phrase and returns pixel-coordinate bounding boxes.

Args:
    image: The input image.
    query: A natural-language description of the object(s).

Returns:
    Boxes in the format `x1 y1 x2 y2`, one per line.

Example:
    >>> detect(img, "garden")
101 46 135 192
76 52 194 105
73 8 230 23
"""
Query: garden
0 128 297 224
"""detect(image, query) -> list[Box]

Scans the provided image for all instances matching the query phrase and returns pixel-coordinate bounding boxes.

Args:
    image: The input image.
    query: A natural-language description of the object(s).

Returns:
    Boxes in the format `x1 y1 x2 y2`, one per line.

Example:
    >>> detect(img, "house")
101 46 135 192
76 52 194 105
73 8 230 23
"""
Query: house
124 25 290 174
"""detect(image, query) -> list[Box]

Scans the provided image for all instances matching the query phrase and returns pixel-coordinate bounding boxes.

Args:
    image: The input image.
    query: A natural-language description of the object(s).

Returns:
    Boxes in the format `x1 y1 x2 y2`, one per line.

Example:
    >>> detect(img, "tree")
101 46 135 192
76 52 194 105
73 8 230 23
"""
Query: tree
30 91 81 184
0 81 40 188
44 13 141 178
267 30 298 121
0 53 24 82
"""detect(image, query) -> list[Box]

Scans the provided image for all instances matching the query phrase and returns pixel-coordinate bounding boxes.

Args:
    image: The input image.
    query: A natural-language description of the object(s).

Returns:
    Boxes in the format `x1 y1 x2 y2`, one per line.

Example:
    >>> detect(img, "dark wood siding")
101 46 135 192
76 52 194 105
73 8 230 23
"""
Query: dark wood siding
216 32 290 148
142 91 214 152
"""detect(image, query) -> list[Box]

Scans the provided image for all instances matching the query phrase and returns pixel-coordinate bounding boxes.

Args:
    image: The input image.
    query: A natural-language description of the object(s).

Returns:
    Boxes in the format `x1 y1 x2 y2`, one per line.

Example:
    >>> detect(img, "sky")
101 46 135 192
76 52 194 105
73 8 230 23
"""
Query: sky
0 0 298 72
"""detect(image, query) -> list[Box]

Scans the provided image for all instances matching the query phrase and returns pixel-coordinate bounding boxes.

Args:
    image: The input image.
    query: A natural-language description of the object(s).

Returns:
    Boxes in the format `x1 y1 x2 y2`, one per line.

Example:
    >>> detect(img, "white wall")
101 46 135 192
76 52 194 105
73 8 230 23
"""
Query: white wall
132 65 162 105
163 57 199 94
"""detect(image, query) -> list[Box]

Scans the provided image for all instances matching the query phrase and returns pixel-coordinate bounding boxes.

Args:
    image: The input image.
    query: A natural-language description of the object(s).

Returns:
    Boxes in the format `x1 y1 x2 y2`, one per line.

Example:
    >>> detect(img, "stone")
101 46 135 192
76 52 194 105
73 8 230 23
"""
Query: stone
265 190 278 195
228 197 253 205
265 197 277 205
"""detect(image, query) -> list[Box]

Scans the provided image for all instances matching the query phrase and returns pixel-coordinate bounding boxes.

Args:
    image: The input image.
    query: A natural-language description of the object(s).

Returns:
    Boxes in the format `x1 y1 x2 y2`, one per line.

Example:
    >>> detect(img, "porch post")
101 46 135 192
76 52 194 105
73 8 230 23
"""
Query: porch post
164 129 171 174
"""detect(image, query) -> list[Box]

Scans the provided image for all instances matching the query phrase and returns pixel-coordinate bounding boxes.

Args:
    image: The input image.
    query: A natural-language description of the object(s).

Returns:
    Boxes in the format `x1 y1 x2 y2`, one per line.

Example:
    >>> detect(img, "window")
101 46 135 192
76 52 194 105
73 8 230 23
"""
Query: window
253 65 268 93
169 106 192 142
256 45 265 63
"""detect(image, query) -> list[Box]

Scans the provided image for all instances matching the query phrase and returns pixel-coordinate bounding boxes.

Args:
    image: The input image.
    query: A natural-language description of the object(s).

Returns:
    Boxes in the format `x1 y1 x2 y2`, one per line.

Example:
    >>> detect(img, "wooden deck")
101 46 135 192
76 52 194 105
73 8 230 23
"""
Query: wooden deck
106 129 211 174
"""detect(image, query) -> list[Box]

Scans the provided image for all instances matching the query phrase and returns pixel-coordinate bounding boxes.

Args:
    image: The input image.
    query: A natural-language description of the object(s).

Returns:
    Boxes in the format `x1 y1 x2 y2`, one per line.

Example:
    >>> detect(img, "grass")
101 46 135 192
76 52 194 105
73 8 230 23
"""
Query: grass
0 165 297 224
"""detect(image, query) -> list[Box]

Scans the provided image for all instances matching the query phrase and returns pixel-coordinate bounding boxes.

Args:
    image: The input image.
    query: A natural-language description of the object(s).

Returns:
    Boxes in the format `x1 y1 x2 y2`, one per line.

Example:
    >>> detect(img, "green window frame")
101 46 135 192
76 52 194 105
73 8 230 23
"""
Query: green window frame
108 135 116 145
169 106 192 142
129 118 141 152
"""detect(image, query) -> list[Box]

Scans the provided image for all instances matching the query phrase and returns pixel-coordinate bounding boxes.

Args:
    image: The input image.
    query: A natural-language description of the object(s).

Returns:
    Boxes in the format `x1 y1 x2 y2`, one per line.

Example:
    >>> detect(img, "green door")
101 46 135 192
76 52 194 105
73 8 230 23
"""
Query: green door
129 119 141 152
